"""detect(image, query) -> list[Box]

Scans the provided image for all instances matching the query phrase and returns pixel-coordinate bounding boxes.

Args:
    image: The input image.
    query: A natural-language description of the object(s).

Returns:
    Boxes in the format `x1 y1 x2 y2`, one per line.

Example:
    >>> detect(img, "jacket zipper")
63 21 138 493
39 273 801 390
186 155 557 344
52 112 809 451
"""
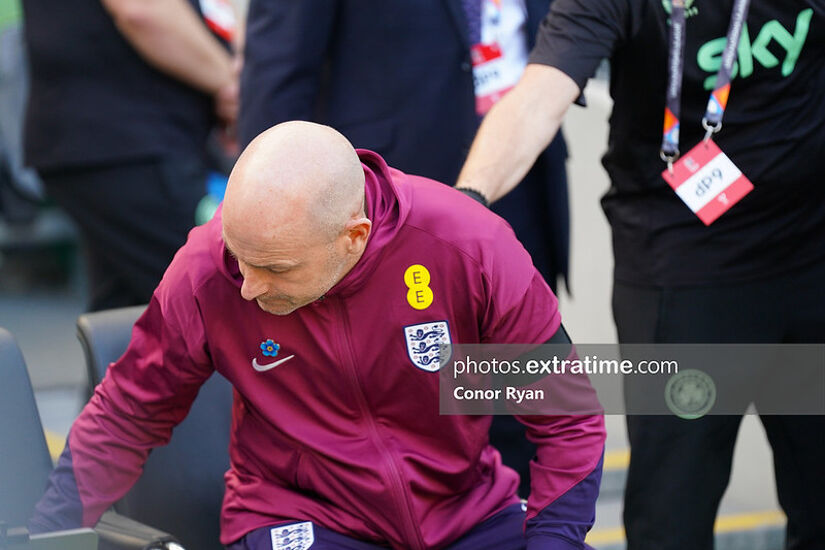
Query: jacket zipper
333 297 426 550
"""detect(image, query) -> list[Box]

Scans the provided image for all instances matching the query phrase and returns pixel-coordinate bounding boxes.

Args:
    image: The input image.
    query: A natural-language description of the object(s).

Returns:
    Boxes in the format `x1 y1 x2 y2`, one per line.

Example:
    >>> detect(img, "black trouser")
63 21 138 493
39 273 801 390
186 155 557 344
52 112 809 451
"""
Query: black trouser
44 157 206 311
614 257 825 550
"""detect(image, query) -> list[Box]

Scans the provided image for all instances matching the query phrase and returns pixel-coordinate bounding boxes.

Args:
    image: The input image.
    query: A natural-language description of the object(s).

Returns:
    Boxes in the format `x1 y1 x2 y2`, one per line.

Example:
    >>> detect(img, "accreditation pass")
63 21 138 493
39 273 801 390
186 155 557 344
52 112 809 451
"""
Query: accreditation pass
661 139 753 225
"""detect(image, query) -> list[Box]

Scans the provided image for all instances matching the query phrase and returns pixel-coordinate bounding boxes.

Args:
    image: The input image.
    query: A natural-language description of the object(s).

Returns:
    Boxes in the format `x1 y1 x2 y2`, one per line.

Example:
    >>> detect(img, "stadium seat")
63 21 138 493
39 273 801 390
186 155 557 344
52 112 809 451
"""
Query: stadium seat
0 327 55 532
0 326 179 549
77 307 232 550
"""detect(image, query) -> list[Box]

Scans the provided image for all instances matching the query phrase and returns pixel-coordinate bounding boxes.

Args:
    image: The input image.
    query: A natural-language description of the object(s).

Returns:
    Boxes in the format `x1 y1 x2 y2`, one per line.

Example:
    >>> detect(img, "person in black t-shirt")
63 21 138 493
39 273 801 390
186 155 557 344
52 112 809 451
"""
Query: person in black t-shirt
457 1 825 549
23 0 239 311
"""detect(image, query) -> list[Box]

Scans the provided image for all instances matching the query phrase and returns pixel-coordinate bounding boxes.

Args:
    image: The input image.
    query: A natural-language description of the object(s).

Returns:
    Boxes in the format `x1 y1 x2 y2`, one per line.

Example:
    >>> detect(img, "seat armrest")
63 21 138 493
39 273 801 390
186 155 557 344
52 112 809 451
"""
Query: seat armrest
96 511 183 550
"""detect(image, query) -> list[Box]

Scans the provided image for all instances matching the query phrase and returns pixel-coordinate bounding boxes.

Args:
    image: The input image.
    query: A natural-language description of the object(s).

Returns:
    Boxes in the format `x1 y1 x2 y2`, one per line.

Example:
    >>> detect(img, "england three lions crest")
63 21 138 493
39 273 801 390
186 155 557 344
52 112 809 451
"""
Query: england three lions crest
404 321 452 372
270 522 314 550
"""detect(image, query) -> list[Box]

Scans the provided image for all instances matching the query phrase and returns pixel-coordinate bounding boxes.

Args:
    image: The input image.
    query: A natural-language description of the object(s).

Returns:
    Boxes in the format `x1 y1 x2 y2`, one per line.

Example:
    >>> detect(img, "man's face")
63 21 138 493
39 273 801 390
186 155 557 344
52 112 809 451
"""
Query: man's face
223 227 351 315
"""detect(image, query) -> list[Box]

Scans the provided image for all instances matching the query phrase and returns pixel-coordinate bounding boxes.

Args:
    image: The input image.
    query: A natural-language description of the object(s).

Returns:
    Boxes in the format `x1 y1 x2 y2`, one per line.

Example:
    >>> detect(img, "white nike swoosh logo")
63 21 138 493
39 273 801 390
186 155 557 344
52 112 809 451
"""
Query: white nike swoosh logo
252 355 295 372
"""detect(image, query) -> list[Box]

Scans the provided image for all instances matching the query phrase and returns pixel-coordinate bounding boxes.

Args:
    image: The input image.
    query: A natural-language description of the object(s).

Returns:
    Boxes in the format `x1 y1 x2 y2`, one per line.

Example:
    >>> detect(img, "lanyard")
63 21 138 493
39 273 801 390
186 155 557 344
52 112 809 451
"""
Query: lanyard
660 0 752 169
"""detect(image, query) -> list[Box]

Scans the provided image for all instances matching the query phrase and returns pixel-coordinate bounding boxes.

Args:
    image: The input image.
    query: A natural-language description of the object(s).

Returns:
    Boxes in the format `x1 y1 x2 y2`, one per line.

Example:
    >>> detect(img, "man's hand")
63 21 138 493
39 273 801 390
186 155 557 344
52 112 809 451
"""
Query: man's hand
219 16 245 128
213 51 242 155
214 63 240 127
456 64 579 204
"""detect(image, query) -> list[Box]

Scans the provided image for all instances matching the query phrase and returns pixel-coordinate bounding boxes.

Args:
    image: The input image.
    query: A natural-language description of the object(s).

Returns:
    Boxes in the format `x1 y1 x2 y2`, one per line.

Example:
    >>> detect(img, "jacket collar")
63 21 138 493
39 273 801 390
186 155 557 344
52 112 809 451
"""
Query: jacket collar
322 149 406 298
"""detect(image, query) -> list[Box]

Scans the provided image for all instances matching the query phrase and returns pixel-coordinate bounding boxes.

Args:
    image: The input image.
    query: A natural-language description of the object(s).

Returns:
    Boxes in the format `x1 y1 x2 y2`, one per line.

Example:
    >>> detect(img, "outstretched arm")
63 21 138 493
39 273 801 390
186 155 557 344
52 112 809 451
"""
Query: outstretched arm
456 64 579 203
29 293 214 532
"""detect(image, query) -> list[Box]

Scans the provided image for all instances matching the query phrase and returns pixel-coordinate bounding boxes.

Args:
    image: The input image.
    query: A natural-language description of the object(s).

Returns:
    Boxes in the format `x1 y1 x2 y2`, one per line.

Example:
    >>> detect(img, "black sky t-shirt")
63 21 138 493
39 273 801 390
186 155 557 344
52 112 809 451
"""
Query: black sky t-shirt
530 0 825 286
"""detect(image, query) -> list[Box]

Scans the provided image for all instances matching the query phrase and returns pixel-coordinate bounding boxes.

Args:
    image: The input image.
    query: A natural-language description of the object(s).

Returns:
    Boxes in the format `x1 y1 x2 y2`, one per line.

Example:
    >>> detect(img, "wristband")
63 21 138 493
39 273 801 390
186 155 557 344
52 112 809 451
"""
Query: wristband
455 187 490 208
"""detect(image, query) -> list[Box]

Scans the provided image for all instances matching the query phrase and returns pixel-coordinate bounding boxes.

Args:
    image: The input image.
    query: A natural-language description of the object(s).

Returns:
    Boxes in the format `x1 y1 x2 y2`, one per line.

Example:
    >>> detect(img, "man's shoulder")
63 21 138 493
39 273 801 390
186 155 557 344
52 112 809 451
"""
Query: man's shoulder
396 173 526 268
161 214 228 297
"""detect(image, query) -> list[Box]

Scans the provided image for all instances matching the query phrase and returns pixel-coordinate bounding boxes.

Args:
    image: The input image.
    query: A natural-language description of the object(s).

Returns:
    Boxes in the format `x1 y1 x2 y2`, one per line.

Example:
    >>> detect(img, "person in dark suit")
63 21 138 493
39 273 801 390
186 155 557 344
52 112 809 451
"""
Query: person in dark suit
239 0 570 496
239 0 568 292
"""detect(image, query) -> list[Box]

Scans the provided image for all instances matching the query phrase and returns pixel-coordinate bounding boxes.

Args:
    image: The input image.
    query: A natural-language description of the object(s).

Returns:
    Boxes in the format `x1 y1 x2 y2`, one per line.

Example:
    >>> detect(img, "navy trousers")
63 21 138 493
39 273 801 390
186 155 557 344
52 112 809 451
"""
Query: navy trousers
227 503 529 550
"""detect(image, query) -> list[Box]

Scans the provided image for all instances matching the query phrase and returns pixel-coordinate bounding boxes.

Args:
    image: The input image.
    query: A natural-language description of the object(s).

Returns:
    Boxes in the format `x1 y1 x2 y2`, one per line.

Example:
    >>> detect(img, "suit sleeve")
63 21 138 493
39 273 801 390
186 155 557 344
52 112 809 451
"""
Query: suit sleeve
29 286 214 532
480 219 605 549
238 0 340 146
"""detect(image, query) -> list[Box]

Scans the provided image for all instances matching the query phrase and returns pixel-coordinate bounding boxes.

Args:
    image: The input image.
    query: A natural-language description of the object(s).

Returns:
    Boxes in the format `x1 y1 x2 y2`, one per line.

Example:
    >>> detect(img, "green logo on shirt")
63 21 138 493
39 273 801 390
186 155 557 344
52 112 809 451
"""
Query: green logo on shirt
697 9 813 90
662 0 699 19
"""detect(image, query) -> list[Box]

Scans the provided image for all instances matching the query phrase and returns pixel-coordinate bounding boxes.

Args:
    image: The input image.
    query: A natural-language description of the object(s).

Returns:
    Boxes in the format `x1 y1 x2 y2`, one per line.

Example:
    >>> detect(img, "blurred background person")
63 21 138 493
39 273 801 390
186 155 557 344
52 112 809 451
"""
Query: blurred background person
239 0 571 496
0 0 42 227
22 0 240 311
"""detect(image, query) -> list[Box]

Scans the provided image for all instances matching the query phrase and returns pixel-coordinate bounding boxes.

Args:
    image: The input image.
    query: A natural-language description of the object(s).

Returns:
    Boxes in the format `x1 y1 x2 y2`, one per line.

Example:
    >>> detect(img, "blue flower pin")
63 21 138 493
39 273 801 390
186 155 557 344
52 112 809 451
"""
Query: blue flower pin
260 339 280 357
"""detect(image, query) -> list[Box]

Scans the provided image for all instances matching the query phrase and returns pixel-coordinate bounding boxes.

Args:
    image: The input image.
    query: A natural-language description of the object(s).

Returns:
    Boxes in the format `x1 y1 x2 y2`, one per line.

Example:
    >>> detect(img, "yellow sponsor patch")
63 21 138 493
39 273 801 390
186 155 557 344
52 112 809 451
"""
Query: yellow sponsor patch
404 264 433 310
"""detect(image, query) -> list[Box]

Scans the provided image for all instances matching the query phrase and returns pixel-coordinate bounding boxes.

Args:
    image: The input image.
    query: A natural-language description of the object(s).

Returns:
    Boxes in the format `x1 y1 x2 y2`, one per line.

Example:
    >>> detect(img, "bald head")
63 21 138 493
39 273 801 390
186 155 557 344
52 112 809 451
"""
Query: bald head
221 122 373 315
224 121 366 244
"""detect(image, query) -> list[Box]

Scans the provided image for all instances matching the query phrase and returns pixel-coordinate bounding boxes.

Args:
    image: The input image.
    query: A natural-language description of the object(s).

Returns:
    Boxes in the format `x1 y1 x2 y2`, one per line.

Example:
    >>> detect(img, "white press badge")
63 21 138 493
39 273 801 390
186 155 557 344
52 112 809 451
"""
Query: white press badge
661 139 753 226
659 0 753 225
471 0 528 115
199 0 236 42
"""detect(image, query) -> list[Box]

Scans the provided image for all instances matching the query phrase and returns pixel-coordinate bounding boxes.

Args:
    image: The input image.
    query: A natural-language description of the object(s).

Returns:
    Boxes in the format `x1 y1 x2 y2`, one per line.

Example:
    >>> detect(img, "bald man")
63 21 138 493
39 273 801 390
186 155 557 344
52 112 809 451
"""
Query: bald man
221 122 371 317
30 122 605 550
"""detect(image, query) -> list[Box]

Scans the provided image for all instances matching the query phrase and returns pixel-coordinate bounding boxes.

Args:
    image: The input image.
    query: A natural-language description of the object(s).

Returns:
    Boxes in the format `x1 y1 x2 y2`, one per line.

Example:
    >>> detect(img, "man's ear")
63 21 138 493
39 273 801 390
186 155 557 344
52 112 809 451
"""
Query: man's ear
344 217 372 253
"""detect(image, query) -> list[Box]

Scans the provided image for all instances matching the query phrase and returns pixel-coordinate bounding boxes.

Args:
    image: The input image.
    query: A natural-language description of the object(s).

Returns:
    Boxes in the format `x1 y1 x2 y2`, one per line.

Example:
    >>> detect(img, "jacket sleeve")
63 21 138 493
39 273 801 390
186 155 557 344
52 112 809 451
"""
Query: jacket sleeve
238 0 340 146
479 217 605 549
519 414 604 550
29 289 214 532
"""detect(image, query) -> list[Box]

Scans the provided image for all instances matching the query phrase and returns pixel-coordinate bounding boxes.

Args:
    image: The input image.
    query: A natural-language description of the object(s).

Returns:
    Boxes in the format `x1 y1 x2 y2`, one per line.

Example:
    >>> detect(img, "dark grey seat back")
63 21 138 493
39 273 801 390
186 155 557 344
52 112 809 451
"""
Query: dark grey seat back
0 327 54 530
77 307 232 550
